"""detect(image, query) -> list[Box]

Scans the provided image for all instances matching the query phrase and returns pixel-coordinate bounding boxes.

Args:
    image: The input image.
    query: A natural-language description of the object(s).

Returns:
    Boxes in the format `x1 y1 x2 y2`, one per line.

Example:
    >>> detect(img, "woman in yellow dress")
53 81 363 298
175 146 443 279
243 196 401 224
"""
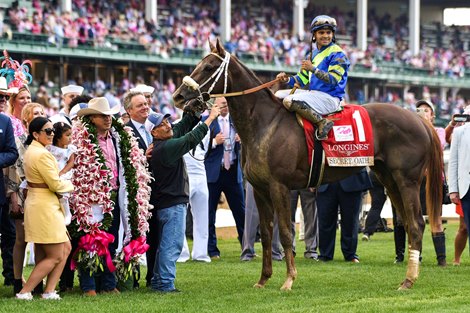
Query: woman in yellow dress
16 116 73 300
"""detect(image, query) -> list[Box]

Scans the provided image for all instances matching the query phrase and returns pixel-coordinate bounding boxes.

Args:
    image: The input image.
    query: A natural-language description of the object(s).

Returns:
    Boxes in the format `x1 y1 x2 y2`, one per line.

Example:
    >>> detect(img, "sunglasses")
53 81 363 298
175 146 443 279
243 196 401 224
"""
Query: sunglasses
0 94 10 100
40 128 55 135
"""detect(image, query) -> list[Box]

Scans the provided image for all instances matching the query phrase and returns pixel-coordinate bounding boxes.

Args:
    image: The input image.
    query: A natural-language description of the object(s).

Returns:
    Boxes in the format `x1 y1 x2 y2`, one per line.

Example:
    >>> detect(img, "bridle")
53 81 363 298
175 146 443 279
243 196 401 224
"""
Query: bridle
182 52 279 108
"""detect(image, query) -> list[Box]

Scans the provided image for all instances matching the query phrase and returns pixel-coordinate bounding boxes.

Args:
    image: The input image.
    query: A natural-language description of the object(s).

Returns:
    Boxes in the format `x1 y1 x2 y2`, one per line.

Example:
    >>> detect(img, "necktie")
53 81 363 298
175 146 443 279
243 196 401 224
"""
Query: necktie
223 118 231 170
141 125 152 147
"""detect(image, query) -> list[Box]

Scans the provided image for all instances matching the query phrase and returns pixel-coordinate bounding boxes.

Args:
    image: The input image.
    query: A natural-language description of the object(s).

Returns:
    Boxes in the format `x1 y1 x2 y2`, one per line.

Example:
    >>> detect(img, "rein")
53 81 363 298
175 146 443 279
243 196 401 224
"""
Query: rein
210 78 280 98
182 52 280 106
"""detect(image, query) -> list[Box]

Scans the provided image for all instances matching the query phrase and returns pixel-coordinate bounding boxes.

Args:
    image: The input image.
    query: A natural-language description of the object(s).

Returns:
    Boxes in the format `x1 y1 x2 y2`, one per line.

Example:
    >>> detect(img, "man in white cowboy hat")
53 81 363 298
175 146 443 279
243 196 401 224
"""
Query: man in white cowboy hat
74 97 121 296
130 84 155 108
0 77 18 113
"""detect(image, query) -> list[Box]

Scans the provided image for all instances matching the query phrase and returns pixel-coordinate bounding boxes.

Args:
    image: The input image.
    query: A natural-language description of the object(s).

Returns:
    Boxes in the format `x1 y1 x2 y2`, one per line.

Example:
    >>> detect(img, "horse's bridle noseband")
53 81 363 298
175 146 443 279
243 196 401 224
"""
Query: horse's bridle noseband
182 52 231 107
182 52 280 109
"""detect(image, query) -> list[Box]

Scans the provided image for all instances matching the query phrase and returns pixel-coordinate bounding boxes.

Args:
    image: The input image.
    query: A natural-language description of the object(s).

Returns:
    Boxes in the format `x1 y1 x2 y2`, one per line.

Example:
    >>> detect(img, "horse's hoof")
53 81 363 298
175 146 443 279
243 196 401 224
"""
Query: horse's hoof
397 279 414 290
253 283 265 289
280 285 292 291
280 281 293 291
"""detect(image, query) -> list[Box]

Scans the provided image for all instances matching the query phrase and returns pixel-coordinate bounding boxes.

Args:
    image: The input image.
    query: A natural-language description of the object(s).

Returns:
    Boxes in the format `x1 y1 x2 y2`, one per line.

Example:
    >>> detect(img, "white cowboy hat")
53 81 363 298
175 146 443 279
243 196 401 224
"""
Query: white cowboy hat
0 77 19 95
130 84 155 94
77 97 121 117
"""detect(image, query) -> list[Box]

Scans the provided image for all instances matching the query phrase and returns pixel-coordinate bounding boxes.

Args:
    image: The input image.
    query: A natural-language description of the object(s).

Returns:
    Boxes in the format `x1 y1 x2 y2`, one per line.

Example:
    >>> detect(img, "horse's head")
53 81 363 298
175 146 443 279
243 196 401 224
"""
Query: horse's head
173 39 233 114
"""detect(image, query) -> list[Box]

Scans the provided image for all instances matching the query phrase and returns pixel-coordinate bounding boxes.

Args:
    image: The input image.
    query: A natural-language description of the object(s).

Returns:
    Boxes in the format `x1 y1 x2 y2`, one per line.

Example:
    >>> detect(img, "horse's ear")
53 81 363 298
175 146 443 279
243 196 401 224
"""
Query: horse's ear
215 38 226 56
208 40 216 52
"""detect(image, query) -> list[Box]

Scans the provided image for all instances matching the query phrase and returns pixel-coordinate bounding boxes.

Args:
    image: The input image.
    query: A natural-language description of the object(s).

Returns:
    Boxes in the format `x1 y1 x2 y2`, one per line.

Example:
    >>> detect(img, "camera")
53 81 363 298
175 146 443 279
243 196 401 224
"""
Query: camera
452 114 470 123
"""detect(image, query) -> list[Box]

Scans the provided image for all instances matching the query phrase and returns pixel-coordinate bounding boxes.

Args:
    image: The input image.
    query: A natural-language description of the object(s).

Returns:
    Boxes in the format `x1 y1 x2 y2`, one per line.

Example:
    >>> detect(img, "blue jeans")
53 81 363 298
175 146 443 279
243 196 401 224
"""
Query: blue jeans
151 203 187 291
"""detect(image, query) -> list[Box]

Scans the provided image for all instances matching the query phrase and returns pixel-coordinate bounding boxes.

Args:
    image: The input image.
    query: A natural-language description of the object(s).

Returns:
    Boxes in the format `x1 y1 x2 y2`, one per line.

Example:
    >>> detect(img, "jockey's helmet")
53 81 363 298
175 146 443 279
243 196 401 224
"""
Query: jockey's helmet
310 15 337 33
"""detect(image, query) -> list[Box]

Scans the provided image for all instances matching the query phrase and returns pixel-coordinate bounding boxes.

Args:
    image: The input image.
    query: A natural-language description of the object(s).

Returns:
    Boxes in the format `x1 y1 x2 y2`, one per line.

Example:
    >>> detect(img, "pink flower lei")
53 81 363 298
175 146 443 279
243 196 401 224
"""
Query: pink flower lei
70 117 153 276
70 120 114 234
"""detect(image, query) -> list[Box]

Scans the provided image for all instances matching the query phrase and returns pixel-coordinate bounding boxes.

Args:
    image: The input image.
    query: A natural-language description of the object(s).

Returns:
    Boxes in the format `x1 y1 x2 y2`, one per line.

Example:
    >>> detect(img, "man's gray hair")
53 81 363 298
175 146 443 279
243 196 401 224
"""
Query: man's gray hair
122 91 144 110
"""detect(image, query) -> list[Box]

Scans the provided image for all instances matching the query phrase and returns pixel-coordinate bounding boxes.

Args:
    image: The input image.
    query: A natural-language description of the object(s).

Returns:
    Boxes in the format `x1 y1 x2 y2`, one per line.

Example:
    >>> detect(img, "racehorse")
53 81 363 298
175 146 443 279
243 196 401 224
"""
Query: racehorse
173 39 443 291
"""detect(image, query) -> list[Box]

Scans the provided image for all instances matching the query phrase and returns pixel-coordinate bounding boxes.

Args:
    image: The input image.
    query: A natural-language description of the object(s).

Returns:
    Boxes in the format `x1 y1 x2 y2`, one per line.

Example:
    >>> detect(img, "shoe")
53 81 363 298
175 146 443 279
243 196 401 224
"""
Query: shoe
16 292 33 300
84 290 97 297
210 255 220 260
102 288 120 294
362 233 370 241
350 258 360 263
42 291 61 300
193 257 211 263
394 258 404 264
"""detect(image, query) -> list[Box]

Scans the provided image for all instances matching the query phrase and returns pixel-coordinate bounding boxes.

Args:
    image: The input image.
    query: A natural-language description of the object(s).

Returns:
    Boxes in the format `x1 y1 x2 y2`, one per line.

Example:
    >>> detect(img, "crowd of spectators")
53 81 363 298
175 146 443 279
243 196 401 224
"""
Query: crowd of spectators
2 0 470 77
2 0 470 120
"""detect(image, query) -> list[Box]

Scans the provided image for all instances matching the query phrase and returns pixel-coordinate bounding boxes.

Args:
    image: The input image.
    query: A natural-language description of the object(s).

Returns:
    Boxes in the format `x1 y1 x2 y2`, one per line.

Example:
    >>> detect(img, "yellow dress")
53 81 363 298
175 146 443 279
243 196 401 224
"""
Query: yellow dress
23 141 74 244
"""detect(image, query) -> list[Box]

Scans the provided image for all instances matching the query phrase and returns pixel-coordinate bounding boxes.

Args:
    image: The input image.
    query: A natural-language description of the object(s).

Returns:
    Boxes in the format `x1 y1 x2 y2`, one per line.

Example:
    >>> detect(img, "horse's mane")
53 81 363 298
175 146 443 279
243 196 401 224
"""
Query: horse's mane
230 53 282 105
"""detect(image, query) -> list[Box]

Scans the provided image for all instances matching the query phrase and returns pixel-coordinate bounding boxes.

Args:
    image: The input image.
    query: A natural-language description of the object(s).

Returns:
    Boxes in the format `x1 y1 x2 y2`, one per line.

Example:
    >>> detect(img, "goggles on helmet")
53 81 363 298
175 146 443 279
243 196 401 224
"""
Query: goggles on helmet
310 15 337 32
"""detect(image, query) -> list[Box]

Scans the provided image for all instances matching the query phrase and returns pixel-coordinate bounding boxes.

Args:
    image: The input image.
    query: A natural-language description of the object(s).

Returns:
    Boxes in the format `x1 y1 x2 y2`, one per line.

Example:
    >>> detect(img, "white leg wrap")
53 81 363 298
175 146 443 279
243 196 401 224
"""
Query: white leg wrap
406 249 420 283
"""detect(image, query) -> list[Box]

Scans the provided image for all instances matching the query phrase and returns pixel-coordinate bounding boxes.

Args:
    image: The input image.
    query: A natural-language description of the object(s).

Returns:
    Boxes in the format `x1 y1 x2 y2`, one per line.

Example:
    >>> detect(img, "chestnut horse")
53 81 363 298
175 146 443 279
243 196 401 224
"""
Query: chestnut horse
173 40 443 291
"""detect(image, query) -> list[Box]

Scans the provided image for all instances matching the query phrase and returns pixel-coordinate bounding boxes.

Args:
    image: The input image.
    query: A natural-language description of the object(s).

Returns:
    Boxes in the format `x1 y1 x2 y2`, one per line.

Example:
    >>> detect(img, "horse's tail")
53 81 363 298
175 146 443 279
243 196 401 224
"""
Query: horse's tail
425 122 444 233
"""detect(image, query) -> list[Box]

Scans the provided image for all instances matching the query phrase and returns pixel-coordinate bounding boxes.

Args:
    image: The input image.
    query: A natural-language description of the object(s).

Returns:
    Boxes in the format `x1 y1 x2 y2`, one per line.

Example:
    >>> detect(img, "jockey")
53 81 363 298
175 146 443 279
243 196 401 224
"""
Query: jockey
275 15 350 140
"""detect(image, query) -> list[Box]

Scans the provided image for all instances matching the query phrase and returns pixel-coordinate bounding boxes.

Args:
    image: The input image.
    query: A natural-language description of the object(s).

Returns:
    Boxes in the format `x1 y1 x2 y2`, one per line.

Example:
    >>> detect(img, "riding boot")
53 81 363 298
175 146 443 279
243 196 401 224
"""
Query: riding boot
394 225 406 263
432 231 447 267
13 279 22 294
289 100 334 140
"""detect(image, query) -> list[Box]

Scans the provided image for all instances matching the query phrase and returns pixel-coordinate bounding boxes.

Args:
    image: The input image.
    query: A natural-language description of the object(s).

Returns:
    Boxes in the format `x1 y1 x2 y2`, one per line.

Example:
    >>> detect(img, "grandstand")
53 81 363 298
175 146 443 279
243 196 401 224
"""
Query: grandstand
0 0 469 124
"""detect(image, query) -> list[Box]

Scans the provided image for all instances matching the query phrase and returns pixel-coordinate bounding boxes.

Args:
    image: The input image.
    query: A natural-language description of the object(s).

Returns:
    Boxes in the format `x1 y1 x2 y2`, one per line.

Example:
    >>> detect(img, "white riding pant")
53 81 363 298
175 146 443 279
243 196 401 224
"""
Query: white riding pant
178 173 211 262
275 89 341 115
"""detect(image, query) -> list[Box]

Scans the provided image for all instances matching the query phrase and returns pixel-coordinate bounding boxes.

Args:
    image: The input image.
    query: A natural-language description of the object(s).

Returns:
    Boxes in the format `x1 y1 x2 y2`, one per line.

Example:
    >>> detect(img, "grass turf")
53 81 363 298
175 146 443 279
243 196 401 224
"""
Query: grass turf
0 221 468 313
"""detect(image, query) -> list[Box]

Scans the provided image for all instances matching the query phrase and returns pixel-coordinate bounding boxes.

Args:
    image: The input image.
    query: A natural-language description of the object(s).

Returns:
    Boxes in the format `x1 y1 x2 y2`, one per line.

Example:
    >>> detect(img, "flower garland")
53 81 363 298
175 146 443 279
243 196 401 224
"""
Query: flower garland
70 117 152 276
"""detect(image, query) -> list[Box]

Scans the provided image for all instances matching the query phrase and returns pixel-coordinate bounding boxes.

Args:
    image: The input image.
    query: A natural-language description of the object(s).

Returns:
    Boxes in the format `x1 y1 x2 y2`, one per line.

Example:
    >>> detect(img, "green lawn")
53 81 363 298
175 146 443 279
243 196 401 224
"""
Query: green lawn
1 222 469 312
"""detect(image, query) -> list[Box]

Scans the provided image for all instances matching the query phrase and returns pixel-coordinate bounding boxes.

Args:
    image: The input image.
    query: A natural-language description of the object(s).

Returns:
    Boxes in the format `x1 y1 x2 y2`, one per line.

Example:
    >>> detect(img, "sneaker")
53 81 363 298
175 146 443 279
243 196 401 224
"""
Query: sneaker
362 233 370 241
16 292 33 300
41 291 61 300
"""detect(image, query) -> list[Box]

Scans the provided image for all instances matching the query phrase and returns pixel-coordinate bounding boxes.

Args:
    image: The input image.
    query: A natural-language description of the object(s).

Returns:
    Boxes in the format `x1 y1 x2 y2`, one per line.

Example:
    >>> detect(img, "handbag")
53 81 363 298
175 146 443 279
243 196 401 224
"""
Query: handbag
442 173 451 205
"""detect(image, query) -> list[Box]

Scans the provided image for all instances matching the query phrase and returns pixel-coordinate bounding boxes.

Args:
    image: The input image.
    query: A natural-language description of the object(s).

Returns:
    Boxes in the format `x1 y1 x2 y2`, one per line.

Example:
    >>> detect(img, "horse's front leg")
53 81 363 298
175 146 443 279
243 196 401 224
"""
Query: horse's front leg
271 183 297 290
252 188 274 288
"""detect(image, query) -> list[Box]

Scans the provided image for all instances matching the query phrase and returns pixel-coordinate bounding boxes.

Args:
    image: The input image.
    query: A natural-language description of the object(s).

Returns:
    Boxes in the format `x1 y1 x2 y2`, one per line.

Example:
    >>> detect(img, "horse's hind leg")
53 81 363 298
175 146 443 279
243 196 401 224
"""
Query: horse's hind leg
388 180 425 290
252 187 274 288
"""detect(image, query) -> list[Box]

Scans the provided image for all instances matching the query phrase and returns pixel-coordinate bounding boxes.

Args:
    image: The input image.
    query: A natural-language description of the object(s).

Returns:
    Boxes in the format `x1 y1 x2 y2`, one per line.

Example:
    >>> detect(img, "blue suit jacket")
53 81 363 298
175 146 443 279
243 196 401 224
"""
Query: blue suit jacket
317 169 372 193
0 114 19 204
126 120 147 151
203 116 243 184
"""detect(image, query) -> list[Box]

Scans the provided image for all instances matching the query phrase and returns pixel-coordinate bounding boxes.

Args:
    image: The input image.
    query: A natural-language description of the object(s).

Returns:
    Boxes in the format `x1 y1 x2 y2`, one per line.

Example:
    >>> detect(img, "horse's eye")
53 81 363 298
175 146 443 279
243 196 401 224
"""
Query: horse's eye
203 64 214 72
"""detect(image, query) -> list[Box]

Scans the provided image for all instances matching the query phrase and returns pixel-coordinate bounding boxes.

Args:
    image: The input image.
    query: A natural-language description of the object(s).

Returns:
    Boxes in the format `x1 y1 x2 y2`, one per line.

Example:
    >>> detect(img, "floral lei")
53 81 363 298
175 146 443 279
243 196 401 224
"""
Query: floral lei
70 117 153 278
